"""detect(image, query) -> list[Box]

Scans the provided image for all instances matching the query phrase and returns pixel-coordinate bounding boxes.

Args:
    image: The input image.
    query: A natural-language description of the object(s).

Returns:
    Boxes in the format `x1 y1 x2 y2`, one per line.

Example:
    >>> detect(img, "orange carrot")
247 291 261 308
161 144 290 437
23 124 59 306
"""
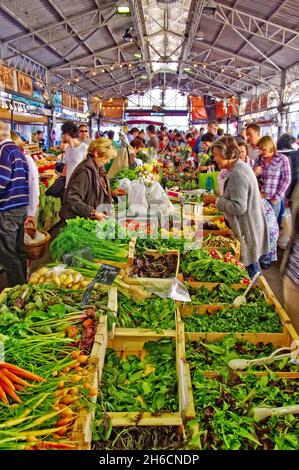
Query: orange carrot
0 385 9 405
1 381 22 404
0 370 16 391
2 369 31 387
34 441 77 450
0 363 44 382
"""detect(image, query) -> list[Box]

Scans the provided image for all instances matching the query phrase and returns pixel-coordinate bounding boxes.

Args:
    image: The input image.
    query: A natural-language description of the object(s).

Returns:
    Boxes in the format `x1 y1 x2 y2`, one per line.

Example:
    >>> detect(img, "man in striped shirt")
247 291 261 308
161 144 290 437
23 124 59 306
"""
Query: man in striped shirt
0 122 29 286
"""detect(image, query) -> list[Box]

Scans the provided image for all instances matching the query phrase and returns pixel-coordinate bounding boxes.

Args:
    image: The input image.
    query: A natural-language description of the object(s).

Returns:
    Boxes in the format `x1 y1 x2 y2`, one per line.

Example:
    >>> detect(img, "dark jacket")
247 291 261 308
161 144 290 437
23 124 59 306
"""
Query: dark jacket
286 150 299 199
60 154 111 220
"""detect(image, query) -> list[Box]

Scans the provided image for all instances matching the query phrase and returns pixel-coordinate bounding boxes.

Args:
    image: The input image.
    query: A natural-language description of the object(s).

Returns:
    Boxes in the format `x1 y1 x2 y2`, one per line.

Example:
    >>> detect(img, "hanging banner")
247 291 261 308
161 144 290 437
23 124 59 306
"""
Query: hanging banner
245 100 251 114
62 92 71 108
259 94 269 111
71 95 78 110
228 96 239 116
101 98 125 119
190 96 207 121
251 97 260 113
0 64 15 91
17 71 33 97
78 98 84 112
216 101 227 119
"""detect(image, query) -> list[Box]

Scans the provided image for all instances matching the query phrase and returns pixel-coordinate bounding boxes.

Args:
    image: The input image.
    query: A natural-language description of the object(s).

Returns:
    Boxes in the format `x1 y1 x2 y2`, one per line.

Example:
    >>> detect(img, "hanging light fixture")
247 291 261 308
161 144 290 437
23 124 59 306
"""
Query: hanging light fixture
116 1 131 15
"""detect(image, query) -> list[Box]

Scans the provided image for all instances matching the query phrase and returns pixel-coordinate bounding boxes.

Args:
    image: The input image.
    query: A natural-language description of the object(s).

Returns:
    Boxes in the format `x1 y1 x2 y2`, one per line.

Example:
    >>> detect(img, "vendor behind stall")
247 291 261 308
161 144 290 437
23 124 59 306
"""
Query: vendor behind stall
60 138 117 222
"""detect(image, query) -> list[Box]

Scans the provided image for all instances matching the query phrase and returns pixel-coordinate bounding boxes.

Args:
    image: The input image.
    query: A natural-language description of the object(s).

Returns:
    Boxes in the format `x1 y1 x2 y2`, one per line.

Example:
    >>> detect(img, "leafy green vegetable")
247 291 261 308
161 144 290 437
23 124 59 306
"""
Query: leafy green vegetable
184 303 282 333
187 371 299 450
117 295 176 330
186 284 264 305
181 249 248 283
50 218 129 261
186 335 297 372
99 339 178 413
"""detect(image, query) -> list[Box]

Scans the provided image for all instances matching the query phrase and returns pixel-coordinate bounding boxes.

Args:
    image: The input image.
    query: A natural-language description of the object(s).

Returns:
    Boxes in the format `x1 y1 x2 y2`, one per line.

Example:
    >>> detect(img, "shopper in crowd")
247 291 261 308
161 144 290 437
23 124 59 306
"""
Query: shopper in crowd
78 124 92 145
245 123 261 161
277 133 294 155
61 122 88 188
286 147 299 202
210 136 269 278
0 122 29 286
236 127 247 142
158 133 171 153
10 131 39 230
186 132 197 151
129 138 144 166
199 127 205 136
193 120 218 155
36 130 46 151
197 132 216 171
138 129 145 145
254 135 291 221
146 124 159 150
60 138 116 222
281 182 299 332
128 127 139 143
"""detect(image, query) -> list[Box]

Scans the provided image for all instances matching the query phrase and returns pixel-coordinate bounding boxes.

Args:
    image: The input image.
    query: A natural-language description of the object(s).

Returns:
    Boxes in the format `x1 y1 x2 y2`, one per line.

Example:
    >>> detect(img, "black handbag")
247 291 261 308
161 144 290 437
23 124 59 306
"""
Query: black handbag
45 176 66 198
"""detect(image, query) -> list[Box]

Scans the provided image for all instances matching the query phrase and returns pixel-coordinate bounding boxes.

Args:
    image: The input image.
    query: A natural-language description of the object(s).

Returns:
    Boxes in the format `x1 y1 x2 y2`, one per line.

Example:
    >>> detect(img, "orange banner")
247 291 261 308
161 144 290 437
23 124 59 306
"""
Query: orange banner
216 101 227 119
228 96 239 116
190 96 207 121
245 100 251 114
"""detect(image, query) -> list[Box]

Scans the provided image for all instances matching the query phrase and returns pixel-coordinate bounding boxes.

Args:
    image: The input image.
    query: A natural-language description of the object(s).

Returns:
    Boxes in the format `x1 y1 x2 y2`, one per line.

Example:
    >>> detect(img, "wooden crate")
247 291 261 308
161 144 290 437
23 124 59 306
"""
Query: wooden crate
97 326 193 427
178 277 291 326
107 286 118 340
71 315 108 449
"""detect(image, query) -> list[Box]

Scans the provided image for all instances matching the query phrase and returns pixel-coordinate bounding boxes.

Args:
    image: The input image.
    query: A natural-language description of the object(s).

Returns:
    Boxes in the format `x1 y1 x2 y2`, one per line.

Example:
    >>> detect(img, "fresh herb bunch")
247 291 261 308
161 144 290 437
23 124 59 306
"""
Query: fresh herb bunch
187 284 264 305
50 218 129 262
117 295 176 330
181 249 248 283
186 335 297 372
188 372 299 450
183 303 282 333
136 237 188 254
99 339 178 413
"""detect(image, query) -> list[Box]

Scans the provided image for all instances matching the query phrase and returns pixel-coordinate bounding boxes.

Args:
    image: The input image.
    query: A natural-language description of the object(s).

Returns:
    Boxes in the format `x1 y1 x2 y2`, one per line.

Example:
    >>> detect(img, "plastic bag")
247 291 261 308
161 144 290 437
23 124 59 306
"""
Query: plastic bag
29 265 86 289
147 181 174 217
278 207 292 249
148 278 191 302
127 178 148 216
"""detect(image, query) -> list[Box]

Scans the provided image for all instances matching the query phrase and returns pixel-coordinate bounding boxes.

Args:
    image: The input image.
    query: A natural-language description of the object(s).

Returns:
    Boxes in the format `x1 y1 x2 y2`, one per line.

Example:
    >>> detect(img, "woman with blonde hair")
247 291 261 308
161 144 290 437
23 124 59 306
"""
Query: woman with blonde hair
60 138 117 221
254 135 291 220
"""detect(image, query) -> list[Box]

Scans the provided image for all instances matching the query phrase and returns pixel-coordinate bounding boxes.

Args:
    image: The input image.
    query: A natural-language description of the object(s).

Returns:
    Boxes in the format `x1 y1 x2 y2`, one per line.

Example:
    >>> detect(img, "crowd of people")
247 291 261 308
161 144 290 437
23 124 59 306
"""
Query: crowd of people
0 118 298 330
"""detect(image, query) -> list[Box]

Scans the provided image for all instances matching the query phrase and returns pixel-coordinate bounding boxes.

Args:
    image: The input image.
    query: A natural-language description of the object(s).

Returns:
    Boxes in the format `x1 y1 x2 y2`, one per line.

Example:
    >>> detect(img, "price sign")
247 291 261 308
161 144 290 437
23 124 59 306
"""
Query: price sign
81 264 120 306
94 264 120 285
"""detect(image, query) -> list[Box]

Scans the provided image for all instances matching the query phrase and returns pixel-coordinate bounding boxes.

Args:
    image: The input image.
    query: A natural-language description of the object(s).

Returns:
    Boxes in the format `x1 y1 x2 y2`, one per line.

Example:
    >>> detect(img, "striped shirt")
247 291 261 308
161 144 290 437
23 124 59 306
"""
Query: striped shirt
0 140 29 212
286 234 299 285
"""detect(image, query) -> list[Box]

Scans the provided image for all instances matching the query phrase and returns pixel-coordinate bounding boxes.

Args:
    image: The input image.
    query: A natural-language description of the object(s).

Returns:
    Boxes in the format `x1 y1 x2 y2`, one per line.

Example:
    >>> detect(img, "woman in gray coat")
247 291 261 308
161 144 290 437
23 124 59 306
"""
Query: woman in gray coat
212 136 270 278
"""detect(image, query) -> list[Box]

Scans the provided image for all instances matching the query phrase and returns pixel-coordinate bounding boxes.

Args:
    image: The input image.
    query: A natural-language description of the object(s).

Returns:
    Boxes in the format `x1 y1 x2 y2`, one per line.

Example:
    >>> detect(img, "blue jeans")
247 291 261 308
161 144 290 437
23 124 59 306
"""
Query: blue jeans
246 262 260 280
277 199 285 228
267 199 281 221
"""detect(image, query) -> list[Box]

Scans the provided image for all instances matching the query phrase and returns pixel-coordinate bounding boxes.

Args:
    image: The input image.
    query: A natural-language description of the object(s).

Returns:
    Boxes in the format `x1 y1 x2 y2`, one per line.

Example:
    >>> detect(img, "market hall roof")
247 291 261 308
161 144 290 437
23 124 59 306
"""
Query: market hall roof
0 0 298 99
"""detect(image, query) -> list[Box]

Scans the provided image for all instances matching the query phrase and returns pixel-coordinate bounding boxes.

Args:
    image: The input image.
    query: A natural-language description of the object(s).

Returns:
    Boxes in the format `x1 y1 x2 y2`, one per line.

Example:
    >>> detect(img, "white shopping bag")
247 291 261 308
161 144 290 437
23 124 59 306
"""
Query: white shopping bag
127 178 148 216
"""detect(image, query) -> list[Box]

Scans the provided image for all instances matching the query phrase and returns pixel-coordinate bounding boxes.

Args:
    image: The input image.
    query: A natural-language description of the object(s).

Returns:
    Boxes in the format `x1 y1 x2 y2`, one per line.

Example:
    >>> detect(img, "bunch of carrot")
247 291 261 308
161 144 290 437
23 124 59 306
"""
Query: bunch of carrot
0 363 44 405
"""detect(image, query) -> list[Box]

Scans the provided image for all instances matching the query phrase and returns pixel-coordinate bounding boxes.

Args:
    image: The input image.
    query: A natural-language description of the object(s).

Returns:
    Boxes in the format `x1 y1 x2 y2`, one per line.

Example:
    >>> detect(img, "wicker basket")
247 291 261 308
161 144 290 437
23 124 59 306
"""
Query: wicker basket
25 231 51 261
